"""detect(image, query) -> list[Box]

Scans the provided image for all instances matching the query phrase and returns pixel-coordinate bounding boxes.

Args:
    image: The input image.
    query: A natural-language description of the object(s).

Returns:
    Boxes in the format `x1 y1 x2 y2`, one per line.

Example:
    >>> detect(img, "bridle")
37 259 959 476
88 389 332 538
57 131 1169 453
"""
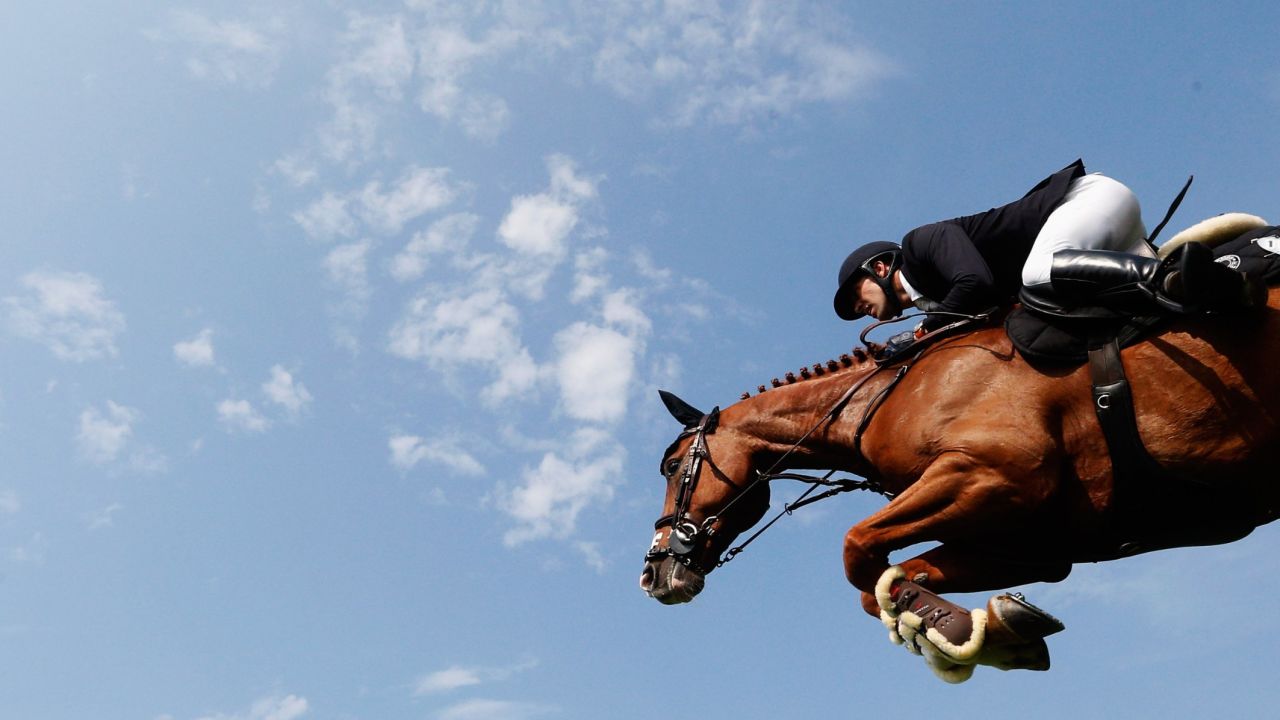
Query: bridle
645 311 990 575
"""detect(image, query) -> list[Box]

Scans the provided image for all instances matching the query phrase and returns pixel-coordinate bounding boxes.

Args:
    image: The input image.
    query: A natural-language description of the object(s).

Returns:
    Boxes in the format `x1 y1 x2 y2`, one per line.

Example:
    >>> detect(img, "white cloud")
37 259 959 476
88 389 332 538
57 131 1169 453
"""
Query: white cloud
414 666 482 695
414 24 524 140
316 13 416 162
601 289 652 336
576 541 608 573
294 167 462 241
129 447 170 476
262 366 313 418
293 192 357 241
436 699 554 720
325 240 372 294
570 247 610 303
324 239 374 351
87 502 124 530
194 694 309 720
497 155 597 258
359 166 462 235
499 428 622 545
152 10 283 89
414 658 540 696
498 193 578 256
553 323 636 424
389 289 522 367
479 348 544 407
589 2 894 127
389 434 485 476
273 154 319 187
4 270 125 362
331 14 415 103
0 490 18 515
217 399 271 433
174 328 216 367
391 213 480 282
77 401 139 464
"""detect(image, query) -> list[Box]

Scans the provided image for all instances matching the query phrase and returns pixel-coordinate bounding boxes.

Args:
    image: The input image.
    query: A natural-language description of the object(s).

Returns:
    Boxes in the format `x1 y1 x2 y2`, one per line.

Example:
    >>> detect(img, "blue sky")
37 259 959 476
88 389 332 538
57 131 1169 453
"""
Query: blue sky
2 2 1279 718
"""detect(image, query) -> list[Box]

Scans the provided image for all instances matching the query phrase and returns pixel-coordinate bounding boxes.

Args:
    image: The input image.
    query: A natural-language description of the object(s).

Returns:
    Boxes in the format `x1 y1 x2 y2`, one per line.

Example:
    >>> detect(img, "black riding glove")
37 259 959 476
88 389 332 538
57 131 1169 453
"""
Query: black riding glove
884 330 917 355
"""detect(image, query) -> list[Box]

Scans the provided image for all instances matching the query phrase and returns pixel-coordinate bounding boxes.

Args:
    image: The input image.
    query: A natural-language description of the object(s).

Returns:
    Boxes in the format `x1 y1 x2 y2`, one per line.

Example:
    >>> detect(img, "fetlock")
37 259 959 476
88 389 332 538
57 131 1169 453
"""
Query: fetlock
891 581 983 658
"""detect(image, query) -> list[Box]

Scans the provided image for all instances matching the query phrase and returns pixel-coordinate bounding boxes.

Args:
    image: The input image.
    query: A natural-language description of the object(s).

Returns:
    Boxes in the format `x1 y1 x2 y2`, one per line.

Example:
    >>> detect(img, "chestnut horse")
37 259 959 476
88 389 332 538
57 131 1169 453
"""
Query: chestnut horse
640 290 1280 681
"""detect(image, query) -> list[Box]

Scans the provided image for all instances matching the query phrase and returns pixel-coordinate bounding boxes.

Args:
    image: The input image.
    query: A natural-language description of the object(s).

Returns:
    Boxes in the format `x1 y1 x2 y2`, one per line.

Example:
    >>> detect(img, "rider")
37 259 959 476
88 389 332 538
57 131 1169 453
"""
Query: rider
833 159 1263 334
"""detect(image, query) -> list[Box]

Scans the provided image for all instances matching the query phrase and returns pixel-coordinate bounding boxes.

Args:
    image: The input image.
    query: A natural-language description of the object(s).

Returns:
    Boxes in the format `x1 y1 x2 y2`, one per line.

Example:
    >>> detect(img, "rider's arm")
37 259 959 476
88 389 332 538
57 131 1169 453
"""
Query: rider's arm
903 222 998 328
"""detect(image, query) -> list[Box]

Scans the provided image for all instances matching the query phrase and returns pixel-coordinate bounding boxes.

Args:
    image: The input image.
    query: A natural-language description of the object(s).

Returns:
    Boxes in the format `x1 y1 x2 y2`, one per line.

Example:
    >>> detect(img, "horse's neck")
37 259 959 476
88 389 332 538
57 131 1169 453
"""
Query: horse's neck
729 364 879 470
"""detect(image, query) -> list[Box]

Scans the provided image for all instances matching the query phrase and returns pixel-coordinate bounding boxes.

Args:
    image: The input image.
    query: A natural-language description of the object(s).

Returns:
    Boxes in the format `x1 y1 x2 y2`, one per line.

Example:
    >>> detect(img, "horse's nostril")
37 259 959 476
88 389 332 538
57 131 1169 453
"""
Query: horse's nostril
639 563 657 592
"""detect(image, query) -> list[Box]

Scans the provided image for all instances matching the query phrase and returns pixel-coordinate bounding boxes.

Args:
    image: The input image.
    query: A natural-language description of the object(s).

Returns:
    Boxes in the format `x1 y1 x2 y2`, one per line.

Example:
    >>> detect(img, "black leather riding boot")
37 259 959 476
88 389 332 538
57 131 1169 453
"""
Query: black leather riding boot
1045 249 1168 315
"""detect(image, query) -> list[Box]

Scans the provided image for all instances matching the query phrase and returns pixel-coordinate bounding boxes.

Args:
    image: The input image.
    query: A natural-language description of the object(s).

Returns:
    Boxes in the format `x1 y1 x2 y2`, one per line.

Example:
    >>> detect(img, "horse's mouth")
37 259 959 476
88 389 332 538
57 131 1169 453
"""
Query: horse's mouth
640 557 706 604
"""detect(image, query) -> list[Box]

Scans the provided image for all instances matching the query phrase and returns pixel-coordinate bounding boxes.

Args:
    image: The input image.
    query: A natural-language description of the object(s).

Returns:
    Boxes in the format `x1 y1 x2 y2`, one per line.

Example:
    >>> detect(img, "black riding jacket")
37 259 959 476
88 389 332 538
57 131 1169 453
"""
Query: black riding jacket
900 159 1086 327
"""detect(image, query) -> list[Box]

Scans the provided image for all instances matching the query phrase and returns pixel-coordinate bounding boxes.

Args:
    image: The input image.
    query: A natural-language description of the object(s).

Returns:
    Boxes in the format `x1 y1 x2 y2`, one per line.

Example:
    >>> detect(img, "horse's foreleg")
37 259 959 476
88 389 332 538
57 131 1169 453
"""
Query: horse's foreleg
841 453 1058 681
843 451 1051 596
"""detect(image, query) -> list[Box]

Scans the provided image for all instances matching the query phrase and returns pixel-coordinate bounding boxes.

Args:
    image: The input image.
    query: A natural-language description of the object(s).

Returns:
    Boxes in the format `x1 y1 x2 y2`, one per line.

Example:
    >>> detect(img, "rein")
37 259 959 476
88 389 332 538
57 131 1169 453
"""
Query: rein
650 311 991 573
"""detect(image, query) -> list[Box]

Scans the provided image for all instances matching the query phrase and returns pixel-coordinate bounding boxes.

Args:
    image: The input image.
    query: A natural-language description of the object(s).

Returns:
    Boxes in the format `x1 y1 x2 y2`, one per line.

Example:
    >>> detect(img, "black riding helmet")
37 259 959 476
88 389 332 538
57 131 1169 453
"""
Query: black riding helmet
833 241 904 320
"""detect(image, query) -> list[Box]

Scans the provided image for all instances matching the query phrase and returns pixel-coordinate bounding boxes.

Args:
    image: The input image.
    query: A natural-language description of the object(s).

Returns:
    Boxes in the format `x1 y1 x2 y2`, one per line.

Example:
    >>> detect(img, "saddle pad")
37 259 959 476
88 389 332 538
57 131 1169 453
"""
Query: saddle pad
1211 225 1280 282
1005 310 1161 366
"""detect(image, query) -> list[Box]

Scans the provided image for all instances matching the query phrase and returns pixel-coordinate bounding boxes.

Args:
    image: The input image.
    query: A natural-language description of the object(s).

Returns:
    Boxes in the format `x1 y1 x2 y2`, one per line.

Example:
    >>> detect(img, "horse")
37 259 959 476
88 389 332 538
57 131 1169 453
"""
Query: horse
639 288 1280 682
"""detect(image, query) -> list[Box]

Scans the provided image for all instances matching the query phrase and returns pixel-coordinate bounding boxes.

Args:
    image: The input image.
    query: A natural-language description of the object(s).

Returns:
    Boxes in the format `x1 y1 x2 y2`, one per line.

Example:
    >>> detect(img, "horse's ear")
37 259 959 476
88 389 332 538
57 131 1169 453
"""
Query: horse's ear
659 390 705 428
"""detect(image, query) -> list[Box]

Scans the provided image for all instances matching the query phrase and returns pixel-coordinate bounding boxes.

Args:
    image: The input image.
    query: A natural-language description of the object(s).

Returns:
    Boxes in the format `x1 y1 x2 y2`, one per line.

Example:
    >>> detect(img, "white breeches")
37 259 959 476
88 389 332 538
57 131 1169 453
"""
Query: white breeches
1021 173 1154 288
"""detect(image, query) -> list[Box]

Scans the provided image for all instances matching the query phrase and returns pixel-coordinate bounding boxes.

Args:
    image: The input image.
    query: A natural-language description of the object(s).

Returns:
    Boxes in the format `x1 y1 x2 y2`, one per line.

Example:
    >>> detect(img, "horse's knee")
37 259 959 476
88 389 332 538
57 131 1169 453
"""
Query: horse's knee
843 527 886 592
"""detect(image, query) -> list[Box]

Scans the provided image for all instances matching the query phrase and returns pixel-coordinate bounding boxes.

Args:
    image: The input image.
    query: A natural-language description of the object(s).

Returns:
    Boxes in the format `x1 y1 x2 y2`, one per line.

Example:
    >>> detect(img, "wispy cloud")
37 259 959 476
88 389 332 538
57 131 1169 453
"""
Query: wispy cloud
589 1 894 127
150 9 285 89
217 399 271 433
0 490 19 515
192 693 309 720
294 166 464 241
435 699 555 720
389 434 485 476
414 657 540 696
391 213 480 283
262 365 313 418
324 240 374 351
4 270 125 362
174 328 216 367
77 401 139 464
498 428 623 546
87 502 124 530
7 532 46 565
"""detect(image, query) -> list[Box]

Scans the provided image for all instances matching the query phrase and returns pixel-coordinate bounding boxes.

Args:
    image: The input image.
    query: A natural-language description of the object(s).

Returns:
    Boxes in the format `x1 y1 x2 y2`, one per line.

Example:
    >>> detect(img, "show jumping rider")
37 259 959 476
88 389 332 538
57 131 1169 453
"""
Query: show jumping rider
832 159 1262 340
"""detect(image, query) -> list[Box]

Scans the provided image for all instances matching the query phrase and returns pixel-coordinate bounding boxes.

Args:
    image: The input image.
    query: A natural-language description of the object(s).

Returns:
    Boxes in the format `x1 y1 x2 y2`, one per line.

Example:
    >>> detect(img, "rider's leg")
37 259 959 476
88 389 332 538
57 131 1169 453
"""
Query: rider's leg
1021 172 1150 290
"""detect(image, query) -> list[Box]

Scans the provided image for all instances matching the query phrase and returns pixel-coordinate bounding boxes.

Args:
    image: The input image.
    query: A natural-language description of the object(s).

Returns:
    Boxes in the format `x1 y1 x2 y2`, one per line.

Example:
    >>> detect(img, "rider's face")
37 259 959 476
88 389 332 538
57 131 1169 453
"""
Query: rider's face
852 265 900 320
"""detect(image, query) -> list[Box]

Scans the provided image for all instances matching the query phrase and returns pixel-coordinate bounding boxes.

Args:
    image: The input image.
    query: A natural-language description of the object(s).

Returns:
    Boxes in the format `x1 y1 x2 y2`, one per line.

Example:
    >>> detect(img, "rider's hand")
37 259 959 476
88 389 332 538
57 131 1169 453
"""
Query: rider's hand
884 330 916 355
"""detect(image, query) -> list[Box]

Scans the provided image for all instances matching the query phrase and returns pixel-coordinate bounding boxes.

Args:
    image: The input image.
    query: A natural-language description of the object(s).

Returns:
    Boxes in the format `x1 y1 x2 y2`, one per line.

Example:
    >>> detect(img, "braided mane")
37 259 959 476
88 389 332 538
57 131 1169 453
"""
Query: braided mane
739 347 875 400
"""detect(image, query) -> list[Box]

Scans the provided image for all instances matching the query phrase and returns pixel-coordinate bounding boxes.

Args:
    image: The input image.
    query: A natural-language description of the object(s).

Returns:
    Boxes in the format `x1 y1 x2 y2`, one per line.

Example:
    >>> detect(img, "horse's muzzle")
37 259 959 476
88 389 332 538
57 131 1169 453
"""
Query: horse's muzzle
640 557 705 604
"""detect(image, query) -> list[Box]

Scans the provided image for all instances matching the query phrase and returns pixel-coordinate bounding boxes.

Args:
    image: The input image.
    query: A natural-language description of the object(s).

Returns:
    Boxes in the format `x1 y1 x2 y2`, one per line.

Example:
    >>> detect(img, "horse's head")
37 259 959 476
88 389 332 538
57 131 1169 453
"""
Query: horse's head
640 390 771 604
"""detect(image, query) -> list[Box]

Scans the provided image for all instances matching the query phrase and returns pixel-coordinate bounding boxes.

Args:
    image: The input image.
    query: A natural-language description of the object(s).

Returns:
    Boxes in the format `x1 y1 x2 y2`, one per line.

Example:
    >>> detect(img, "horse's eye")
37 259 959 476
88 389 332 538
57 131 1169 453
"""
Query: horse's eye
664 459 681 477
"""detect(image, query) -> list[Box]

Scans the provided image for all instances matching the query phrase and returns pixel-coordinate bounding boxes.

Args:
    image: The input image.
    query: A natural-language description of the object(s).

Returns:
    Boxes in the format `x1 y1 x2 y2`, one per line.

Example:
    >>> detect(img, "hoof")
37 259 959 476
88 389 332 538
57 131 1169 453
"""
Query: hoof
973 638 1052 672
985 593 1065 644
